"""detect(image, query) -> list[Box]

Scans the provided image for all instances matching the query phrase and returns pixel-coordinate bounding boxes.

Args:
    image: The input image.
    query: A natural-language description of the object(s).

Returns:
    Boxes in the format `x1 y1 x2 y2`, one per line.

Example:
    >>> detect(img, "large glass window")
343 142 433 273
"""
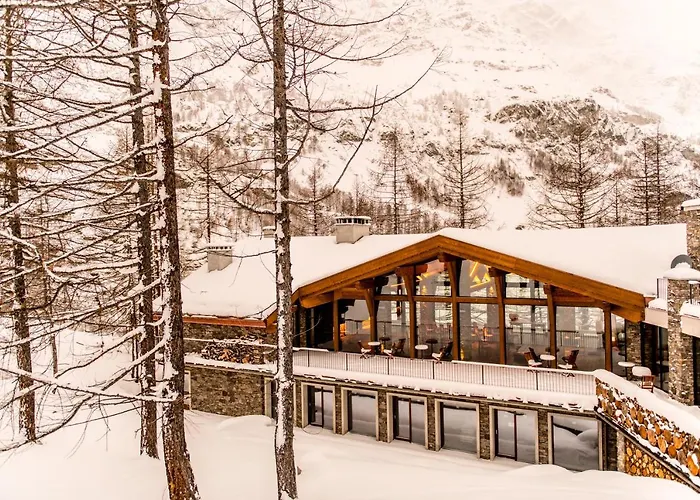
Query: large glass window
494 409 537 464
611 315 627 377
506 305 549 366
378 273 406 296
440 404 477 453
505 273 545 299
416 301 452 357
393 397 425 445
415 260 451 296
347 392 376 438
268 379 278 420
458 260 496 297
339 299 370 353
555 307 605 371
376 300 410 356
307 385 333 430
651 326 669 392
551 415 599 471
458 303 499 363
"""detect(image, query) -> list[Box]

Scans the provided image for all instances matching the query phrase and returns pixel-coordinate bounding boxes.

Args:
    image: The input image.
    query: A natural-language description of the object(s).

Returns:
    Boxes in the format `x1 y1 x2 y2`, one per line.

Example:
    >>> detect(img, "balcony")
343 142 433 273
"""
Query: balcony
291 348 595 397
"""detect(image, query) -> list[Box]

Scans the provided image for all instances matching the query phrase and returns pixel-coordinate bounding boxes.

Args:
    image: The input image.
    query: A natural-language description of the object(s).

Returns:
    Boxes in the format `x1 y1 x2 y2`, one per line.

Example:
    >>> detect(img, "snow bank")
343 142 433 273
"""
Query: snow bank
648 298 667 311
663 262 700 281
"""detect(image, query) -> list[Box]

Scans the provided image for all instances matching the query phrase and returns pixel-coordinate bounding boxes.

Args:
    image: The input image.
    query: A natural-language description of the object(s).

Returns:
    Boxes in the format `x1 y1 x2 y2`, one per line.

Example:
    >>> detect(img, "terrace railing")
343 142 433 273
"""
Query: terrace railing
292 349 595 396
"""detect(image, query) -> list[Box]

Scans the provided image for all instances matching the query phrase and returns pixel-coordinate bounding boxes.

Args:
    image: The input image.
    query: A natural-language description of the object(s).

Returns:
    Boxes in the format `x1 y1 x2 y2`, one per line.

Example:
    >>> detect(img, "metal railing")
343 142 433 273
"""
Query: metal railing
292 349 595 395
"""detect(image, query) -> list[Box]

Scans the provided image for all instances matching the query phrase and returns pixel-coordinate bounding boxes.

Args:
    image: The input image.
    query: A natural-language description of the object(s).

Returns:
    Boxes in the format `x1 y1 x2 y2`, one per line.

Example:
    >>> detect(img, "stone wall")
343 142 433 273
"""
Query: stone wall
188 365 265 417
667 279 695 405
596 376 700 490
625 321 642 367
183 322 272 353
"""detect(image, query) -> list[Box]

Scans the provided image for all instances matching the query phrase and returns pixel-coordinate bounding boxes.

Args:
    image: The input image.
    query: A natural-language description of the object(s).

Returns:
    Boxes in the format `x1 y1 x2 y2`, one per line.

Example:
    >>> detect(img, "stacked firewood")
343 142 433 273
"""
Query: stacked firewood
200 336 276 364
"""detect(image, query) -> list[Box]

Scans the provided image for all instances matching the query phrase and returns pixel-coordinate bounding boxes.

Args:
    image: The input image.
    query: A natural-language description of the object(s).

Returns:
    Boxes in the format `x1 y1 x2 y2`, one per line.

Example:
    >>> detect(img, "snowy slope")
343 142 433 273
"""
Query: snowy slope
172 0 700 230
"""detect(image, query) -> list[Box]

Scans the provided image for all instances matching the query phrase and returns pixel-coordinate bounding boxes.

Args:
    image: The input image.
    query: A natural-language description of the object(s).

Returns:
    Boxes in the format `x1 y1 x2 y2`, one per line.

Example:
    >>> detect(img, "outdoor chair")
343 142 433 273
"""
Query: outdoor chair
561 349 579 370
640 375 655 392
524 351 542 368
431 341 453 363
528 347 541 363
391 338 406 356
358 342 373 359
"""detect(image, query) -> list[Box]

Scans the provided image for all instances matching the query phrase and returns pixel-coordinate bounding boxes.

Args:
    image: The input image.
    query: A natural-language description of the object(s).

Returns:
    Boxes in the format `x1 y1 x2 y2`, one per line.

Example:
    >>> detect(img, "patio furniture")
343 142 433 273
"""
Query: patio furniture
368 341 381 355
384 348 394 359
524 351 542 368
415 344 428 359
431 342 453 363
631 366 654 391
391 338 406 356
528 347 541 363
640 375 655 391
426 338 439 354
618 360 636 379
379 336 392 350
539 353 555 368
561 349 579 370
358 342 373 359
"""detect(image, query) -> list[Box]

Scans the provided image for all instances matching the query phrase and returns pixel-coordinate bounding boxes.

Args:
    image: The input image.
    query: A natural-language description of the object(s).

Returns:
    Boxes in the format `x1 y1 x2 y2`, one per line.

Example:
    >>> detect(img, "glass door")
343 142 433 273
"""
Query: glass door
392 397 425 445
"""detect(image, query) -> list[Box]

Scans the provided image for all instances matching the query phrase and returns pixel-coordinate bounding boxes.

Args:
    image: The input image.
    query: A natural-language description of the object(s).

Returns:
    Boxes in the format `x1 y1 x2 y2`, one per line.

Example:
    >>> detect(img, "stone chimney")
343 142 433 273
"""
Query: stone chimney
334 216 371 244
681 199 700 270
262 226 275 239
207 244 233 272
663 262 700 405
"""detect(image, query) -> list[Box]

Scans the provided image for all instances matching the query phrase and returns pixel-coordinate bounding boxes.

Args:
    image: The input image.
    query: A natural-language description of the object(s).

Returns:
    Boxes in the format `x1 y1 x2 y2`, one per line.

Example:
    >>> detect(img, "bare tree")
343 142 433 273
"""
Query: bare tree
294 163 330 236
440 110 490 228
530 120 612 228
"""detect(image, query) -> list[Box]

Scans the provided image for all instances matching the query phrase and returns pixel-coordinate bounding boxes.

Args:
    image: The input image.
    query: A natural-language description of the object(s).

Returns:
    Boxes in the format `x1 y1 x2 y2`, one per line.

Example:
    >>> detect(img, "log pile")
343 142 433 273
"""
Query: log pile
200 337 276 364
596 379 700 485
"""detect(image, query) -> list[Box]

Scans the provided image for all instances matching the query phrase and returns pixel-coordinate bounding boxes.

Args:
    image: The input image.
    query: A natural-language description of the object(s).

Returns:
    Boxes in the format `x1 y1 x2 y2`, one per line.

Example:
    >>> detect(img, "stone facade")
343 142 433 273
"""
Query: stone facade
188 366 265 417
426 395 437 451
596 376 700 489
537 409 549 465
682 208 700 271
184 322 272 353
377 389 389 442
667 279 695 405
478 401 491 460
625 321 642 368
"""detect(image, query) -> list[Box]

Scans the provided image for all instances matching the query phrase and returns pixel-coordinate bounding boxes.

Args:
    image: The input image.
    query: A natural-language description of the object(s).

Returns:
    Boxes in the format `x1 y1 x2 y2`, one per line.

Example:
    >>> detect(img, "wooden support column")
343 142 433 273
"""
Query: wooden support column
545 284 557 368
491 268 507 364
357 279 377 343
396 266 416 358
441 254 460 360
333 298 340 352
604 303 612 372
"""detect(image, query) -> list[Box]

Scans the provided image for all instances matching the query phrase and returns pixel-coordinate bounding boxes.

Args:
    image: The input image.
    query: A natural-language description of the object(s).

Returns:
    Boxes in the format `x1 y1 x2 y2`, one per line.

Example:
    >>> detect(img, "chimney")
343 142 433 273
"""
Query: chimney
262 226 275 239
206 244 233 272
681 199 700 270
334 216 371 244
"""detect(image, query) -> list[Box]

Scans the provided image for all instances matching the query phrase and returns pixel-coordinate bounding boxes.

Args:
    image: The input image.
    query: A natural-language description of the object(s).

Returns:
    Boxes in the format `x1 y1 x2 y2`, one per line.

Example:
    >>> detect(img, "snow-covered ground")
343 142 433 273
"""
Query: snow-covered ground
0 331 697 500
1 409 698 500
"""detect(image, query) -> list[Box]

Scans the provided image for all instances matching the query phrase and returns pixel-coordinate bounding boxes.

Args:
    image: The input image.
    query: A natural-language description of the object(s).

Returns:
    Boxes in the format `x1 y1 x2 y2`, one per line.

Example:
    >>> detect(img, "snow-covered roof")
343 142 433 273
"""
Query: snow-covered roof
181 224 687 319
681 198 700 211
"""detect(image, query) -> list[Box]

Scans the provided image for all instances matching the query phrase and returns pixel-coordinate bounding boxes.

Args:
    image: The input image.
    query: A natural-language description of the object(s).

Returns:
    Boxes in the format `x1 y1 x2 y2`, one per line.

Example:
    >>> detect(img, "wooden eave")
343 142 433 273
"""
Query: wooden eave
266 234 645 325
181 314 266 329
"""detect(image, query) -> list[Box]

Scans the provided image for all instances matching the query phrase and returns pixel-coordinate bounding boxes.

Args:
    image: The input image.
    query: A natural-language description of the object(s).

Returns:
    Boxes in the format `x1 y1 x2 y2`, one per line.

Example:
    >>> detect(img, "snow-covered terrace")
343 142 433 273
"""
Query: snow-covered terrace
644 264 700 337
186 348 597 410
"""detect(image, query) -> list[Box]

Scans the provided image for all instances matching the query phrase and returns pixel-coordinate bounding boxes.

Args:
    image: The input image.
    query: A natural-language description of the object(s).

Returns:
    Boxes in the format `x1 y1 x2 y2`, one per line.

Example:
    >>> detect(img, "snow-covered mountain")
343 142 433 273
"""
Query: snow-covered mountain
172 0 700 231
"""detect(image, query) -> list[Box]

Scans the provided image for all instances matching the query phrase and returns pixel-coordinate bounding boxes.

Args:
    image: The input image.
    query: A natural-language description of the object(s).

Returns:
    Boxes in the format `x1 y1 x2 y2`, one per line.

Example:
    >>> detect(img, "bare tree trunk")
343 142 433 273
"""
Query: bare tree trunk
151 1 199 498
272 0 299 497
3 7 36 443
128 4 158 460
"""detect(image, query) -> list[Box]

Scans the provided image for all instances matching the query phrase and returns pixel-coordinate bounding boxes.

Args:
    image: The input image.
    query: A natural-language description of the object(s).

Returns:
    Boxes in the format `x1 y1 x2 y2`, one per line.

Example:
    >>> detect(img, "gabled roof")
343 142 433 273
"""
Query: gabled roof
180 224 687 320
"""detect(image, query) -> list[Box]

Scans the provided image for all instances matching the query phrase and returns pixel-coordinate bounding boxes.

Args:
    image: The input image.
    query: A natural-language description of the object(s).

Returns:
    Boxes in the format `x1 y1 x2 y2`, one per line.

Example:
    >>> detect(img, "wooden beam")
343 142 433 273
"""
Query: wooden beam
401 267 416 358
180 315 266 329
545 284 557 368
300 292 334 309
446 259 460 360
362 287 377 342
333 299 340 352
493 269 506 364
604 304 612 372
610 305 643 323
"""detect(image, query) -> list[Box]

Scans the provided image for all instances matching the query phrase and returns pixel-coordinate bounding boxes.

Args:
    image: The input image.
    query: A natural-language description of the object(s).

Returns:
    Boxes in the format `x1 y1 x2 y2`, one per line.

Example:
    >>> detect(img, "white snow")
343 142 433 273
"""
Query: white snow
648 298 667 311
181 224 687 319
1 409 697 500
680 302 700 319
662 262 700 281
681 199 700 211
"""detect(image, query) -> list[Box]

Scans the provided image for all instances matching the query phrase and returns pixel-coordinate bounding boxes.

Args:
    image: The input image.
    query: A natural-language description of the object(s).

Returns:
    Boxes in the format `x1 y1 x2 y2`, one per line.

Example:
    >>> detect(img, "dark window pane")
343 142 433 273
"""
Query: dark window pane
515 411 537 464
410 401 425 445
611 315 627 376
417 301 453 356
270 380 278 420
322 390 334 430
310 303 335 350
551 415 599 471
441 405 477 453
378 273 406 295
349 393 376 437
496 410 516 458
394 398 410 440
506 305 549 366
458 260 496 297
459 303 499 363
